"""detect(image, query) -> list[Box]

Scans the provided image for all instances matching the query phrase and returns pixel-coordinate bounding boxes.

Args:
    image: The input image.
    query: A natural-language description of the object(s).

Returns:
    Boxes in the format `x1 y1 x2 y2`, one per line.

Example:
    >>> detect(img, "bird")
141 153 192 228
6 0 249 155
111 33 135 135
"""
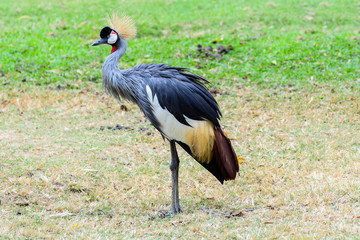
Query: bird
91 14 239 215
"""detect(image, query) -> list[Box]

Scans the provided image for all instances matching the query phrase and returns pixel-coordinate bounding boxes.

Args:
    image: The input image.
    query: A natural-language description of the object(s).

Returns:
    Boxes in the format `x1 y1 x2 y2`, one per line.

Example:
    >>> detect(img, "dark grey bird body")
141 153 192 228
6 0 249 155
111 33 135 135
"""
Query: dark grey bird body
102 37 221 137
92 24 239 215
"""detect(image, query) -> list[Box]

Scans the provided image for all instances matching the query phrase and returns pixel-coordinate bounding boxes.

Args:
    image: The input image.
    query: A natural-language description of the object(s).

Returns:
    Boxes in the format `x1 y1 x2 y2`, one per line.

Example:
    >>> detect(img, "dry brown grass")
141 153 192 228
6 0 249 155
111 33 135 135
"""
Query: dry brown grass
1 84 360 239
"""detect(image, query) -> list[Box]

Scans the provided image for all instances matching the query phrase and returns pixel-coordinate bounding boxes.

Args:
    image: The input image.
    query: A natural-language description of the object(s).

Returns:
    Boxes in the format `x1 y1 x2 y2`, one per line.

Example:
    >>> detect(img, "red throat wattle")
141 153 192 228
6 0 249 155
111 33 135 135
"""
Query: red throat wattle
111 46 117 54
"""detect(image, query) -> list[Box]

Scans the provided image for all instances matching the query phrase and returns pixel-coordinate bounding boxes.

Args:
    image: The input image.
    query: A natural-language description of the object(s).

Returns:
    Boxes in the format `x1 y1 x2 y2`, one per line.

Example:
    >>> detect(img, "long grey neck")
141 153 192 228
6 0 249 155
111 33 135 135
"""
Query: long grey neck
103 37 128 69
102 37 138 103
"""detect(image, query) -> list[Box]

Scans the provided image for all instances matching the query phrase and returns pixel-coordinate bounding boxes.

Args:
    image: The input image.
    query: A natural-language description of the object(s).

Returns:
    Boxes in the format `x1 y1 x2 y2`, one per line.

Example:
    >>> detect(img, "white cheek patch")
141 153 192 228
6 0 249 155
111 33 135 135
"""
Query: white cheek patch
108 32 118 44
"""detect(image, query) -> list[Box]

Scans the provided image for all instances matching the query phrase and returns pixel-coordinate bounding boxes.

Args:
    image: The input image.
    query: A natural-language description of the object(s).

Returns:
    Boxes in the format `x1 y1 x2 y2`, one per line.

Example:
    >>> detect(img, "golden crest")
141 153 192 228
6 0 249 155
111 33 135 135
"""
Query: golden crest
107 13 137 40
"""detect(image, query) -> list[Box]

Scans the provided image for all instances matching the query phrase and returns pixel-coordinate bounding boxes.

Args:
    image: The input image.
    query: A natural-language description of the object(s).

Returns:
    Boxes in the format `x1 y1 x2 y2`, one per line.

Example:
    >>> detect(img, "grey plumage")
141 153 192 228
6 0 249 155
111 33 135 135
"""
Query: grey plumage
101 37 138 103
92 25 239 215
100 36 221 132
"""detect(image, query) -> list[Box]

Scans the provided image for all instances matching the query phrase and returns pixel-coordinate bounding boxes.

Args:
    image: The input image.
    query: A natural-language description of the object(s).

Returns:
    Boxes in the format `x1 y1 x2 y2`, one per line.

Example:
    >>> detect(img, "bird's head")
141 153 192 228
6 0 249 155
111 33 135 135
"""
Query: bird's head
92 27 119 53
91 14 136 54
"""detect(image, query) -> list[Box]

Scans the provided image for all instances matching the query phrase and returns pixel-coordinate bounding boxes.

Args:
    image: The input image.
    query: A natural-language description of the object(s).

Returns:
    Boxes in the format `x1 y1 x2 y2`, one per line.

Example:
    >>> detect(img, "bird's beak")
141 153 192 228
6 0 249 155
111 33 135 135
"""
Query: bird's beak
91 38 108 46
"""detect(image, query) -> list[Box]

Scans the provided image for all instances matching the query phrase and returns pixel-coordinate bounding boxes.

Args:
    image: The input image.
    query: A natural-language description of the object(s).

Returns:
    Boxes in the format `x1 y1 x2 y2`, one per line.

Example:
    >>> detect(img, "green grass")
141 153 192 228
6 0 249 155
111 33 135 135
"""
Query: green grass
1 0 360 239
1 0 359 88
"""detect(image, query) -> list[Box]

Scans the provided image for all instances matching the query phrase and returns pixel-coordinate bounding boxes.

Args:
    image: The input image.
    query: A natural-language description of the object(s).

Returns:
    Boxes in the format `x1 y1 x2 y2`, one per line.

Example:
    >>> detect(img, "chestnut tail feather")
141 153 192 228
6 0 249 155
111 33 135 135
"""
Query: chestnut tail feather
212 127 239 183
177 127 239 184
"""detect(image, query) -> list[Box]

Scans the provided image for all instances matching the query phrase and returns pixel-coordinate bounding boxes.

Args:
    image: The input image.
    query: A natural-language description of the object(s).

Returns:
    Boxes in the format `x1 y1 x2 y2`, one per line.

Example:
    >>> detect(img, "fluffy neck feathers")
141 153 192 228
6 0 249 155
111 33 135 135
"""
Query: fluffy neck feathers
104 37 128 67
102 37 137 103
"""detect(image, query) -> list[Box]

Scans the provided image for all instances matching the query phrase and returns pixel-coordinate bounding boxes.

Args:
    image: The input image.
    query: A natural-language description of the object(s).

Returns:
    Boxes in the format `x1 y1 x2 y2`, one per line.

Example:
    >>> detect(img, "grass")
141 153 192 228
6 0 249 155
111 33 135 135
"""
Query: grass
1 0 360 239
1 0 359 87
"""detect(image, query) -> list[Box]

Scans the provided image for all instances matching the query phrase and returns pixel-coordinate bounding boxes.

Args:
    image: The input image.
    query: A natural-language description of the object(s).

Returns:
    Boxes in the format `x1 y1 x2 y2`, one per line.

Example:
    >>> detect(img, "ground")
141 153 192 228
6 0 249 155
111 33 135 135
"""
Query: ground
1 0 360 239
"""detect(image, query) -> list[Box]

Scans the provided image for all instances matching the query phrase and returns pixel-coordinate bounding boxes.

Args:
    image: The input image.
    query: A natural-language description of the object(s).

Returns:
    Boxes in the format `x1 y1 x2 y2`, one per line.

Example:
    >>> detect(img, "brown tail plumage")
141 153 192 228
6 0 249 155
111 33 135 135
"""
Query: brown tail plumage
210 127 239 183
177 127 239 184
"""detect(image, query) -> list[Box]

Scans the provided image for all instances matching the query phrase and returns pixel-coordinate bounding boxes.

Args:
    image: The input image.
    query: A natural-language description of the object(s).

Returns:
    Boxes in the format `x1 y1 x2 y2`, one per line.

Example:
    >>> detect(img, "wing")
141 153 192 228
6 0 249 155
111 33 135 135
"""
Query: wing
122 64 238 183
133 64 222 128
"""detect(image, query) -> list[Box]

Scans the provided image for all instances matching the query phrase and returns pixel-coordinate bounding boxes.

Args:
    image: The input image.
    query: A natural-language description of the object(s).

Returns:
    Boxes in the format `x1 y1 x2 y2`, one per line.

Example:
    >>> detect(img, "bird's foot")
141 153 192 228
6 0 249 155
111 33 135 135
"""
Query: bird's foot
171 205 182 215
158 206 182 218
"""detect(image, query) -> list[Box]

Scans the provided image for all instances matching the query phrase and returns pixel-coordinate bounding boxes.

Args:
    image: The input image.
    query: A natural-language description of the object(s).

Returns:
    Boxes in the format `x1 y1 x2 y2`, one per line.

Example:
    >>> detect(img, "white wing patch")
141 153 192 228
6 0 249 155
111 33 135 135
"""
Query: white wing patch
146 85 191 142
146 85 215 162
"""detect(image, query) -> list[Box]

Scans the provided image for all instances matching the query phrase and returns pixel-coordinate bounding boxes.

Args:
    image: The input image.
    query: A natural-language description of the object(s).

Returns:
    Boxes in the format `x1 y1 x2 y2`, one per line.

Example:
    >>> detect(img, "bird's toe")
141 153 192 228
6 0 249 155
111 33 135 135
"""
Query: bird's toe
171 206 182 215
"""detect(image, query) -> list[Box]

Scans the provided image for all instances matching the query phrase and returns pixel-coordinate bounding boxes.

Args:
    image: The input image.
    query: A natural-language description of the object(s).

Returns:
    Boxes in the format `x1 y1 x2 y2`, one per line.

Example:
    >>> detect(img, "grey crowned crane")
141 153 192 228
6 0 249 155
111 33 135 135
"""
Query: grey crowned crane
92 15 239 215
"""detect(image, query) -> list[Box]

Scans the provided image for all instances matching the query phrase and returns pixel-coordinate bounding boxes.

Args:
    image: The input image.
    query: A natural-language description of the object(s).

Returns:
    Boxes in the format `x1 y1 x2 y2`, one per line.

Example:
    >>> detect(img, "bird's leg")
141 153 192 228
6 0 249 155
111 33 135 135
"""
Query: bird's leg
169 140 182 214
